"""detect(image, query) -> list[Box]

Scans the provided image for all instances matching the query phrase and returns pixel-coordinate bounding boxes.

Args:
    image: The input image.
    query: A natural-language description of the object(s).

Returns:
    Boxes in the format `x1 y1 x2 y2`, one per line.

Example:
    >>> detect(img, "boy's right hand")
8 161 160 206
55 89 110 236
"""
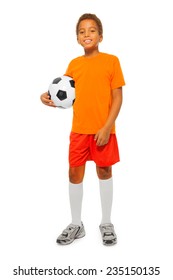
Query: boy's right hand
40 92 56 107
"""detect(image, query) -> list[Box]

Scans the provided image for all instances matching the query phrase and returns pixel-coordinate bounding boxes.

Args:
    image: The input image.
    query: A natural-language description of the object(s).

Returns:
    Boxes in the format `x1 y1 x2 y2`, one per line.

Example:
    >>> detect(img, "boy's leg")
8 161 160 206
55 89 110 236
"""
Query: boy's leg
56 165 85 245
96 166 113 224
69 165 85 226
57 133 88 245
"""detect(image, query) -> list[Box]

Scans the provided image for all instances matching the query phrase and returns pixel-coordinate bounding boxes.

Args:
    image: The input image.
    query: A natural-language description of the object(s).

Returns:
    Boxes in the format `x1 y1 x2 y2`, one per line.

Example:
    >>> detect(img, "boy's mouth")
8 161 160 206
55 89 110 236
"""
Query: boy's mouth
84 39 92 44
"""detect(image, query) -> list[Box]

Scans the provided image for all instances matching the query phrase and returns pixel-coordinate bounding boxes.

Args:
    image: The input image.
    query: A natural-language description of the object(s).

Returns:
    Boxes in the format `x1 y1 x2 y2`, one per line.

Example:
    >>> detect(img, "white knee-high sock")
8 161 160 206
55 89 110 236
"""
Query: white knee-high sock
99 177 113 224
69 182 83 226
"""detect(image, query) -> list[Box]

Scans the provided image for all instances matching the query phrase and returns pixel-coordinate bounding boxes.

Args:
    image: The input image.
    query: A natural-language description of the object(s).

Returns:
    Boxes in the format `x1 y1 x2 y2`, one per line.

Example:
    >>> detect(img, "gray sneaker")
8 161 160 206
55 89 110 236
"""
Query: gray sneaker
99 223 117 246
56 223 85 245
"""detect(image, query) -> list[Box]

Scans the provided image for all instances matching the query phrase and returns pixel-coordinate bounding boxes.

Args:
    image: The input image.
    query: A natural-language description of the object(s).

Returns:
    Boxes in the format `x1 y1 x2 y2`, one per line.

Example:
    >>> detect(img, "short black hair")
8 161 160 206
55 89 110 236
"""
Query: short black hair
76 13 103 35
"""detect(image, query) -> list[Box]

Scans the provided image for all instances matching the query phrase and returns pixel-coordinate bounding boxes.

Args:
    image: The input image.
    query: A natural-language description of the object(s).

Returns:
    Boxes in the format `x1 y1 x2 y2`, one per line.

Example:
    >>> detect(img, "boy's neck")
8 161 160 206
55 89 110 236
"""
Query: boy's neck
84 49 100 58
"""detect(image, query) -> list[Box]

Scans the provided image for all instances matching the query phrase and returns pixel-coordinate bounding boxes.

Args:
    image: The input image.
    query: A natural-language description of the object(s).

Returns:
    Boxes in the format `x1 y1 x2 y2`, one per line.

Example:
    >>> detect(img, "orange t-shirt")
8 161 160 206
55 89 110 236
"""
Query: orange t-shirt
65 52 125 134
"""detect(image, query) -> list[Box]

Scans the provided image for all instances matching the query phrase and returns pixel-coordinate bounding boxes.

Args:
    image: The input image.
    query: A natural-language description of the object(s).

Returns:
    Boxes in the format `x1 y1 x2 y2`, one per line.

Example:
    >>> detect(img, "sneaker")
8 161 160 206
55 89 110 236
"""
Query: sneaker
99 223 117 246
56 223 85 245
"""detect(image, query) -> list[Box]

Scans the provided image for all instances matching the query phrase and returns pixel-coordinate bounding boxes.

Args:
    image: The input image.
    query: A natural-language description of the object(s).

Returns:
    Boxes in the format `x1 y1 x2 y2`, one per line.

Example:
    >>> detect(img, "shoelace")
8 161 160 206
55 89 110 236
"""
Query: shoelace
102 225 115 237
62 225 79 237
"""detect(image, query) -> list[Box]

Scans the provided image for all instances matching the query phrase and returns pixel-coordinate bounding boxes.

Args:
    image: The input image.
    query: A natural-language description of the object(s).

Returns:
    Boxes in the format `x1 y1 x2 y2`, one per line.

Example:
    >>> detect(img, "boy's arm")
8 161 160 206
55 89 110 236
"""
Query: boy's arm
94 87 123 146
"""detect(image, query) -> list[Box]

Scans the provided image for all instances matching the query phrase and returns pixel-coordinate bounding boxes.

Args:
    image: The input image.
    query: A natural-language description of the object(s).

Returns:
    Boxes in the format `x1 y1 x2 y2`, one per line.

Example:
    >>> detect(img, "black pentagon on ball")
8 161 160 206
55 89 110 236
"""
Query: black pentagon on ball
52 77 62 84
69 79 75 88
56 90 67 100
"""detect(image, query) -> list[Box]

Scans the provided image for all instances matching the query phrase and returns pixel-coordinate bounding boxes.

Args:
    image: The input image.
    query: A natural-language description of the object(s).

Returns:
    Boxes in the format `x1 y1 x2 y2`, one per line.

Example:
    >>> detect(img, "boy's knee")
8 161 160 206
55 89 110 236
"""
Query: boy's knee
96 166 112 180
69 166 85 184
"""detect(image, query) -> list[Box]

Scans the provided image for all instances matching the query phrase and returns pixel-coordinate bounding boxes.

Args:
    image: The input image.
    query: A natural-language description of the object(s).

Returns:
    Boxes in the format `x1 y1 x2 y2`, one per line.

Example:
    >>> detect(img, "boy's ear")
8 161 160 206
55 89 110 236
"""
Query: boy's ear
99 35 103 42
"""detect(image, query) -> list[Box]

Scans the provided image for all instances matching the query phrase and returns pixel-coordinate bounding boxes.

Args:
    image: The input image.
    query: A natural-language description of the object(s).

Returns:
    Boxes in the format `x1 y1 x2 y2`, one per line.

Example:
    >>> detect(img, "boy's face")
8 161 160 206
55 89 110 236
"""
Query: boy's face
77 19 103 52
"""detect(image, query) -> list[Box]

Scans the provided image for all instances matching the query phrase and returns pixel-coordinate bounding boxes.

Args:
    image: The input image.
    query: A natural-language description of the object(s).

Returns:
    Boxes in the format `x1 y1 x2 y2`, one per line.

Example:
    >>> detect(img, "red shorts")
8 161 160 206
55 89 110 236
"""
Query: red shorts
69 132 120 167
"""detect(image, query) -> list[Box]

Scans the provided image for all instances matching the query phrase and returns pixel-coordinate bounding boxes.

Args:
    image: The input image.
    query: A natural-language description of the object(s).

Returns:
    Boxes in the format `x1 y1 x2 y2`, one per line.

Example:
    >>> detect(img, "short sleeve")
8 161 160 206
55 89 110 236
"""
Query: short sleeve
110 57 125 89
64 61 73 78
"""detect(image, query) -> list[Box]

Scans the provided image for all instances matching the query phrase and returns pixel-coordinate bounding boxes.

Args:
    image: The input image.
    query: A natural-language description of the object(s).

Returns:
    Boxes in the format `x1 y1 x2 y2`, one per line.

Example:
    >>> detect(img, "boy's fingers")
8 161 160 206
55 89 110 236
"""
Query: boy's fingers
94 132 99 140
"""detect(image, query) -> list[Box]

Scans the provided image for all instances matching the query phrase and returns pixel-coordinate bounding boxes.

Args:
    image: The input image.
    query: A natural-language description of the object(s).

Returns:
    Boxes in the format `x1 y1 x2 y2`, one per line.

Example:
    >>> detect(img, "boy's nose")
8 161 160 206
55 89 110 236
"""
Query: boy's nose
84 31 89 37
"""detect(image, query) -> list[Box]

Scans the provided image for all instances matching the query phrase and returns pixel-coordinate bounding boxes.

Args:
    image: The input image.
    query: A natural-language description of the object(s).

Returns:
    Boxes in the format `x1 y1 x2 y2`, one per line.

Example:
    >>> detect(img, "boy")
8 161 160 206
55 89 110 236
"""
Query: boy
40 13 125 246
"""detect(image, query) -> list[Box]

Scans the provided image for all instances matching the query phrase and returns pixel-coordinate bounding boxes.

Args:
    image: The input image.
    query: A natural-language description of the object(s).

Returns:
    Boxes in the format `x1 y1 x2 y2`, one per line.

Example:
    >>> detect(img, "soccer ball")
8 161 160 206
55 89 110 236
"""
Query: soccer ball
48 76 75 109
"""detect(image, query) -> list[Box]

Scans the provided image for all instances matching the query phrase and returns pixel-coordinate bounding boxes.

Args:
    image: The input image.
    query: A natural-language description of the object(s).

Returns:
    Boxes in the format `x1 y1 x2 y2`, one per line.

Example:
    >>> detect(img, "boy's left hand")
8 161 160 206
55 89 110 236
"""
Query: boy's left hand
94 127 110 146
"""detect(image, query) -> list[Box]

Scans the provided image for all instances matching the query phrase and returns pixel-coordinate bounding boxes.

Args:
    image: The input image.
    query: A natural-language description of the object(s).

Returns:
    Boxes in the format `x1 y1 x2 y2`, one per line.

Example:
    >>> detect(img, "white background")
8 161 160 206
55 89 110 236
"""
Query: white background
0 0 172 279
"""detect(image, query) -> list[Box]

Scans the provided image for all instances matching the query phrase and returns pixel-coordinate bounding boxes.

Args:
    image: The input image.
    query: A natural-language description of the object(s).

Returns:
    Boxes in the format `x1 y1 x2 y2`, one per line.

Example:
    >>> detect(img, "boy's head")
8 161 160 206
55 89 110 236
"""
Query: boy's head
76 13 103 36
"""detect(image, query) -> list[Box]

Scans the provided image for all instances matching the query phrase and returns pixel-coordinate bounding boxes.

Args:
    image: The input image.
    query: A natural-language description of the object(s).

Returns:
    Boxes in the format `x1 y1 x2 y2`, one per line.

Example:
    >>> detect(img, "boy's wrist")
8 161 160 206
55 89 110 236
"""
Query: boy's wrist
103 124 113 133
